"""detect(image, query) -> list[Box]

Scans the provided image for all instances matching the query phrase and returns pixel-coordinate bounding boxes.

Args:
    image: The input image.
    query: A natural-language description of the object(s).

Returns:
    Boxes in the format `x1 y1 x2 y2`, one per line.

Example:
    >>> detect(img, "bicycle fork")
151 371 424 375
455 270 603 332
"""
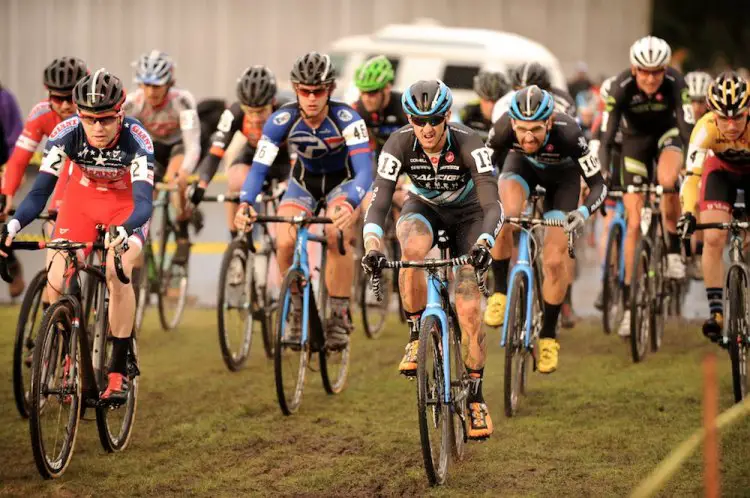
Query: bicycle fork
501 231 538 369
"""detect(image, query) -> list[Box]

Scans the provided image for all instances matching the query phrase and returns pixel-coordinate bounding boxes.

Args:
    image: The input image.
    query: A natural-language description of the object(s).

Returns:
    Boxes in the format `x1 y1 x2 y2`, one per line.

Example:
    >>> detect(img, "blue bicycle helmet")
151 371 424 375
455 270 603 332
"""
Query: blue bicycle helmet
401 80 452 116
509 85 555 121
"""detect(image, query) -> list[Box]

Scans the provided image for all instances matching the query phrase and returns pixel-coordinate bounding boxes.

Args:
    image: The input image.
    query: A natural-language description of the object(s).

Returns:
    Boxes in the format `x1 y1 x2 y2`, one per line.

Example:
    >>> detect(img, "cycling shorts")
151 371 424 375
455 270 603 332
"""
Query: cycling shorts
280 163 357 214
619 128 682 187
230 143 291 181
499 151 580 220
699 155 750 213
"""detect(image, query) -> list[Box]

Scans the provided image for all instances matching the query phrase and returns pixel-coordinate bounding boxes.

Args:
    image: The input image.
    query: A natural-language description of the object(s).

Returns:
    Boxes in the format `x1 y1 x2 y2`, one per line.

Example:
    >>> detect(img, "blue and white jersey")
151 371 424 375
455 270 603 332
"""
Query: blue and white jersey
240 100 373 208
13 116 155 233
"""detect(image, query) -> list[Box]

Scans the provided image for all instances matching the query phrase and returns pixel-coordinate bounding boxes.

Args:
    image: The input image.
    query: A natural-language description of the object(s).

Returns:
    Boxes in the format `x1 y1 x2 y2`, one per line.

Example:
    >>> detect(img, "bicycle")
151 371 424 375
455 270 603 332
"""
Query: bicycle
259 211 347 415
599 193 627 335
209 182 283 371
133 182 189 332
0 226 137 479
690 213 750 402
368 230 490 486
501 203 575 418
624 184 682 363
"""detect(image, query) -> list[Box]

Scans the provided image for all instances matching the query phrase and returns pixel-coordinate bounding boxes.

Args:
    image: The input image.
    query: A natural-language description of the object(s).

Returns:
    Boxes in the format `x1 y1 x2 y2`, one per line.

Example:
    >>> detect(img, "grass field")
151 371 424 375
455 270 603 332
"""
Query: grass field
0 307 749 497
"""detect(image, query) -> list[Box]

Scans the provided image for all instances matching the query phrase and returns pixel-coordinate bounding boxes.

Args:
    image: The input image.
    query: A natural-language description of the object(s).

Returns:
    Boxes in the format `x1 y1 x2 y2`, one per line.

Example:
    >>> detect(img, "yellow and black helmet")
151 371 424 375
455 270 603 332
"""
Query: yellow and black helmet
706 71 750 117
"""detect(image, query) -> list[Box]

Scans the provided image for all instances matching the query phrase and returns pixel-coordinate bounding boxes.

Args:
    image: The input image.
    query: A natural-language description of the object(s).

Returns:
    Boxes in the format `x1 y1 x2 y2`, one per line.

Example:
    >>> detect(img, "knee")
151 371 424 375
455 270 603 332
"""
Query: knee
704 230 725 249
401 241 429 261
544 249 565 279
277 233 295 254
455 267 480 306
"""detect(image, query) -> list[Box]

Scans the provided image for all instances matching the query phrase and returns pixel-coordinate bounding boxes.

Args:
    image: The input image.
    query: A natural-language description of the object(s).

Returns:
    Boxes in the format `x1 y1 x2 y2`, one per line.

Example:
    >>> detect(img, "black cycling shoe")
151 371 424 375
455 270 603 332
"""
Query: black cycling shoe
325 311 353 351
171 239 192 266
594 290 604 311
702 313 724 344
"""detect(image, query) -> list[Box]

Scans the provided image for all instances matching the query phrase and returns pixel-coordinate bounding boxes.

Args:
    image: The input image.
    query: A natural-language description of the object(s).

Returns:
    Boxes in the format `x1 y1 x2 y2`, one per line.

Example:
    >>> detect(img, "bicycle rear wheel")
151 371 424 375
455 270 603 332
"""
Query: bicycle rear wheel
157 209 188 331
13 270 46 418
417 315 451 486
650 237 668 352
217 239 255 371
95 284 139 453
630 239 652 363
29 300 81 479
360 244 392 339
504 272 528 417
255 235 276 359
133 243 154 332
602 224 624 335
274 269 309 415
726 266 749 402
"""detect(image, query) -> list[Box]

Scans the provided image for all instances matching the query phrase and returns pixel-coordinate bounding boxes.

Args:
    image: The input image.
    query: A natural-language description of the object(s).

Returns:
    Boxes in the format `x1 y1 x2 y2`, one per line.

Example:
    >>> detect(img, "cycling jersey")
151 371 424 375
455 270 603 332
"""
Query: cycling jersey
491 87 577 123
487 112 606 218
123 87 200 173
599 66 693 175
364 122 503 245
196 101 291 184
240 101 372 210
13 116 155 240
681 112 750 214
459 101 492 139
352 91 408 155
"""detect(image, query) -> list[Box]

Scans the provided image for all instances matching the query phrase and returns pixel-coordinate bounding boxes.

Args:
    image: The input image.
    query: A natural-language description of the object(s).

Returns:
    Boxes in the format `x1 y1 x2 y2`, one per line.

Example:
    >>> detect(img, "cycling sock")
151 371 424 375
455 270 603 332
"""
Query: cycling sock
492 258 510 294
541 302 562 339
230 230 238 240
706 288 723 315
564 285 572 307
466 367 484 403
109 337 130 376
668 231 680 253
623 284 630 303
405 309 424 341
330 296 350 318
696 241 704 256
177 220 190 239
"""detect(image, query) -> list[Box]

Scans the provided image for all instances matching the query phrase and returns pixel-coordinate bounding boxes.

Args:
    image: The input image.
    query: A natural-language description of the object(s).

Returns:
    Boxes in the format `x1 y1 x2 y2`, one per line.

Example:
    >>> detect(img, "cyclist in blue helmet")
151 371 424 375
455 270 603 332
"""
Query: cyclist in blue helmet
484 85 607 374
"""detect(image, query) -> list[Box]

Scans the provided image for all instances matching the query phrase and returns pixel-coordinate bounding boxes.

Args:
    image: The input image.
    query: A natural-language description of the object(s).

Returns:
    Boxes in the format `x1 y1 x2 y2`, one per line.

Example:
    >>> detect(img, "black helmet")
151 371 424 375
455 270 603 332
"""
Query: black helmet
44 57 89 92
509 85 555 122
73 69 126 114
237 66 277 107
706 71 750 118
290 52 336 86
473 71 509 101
509 62 551 90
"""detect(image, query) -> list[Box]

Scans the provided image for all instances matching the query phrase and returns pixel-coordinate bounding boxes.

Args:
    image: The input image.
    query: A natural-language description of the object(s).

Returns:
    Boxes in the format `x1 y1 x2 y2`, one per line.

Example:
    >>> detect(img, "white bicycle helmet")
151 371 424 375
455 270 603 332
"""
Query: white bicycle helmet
629 36 672 69
685 71 713 100
134 50 175 86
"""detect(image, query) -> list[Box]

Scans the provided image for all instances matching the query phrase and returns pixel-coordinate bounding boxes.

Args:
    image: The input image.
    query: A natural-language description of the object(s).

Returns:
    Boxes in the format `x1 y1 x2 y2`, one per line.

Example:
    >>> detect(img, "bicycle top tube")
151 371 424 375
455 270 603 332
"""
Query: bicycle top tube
6 240 104 252
607 185 677 196
378 254 471 270
505 216 565 228
255 214 333 226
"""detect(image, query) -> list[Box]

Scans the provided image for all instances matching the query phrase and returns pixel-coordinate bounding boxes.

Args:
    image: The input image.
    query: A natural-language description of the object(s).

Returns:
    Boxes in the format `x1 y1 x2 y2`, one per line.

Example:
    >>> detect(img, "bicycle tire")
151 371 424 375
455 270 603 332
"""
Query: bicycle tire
13 270 47 418
319 250 350 395
417 315 451 486
255 240 275 359
217 239 255 371
274 269 309 415
504 271 527 417
447 311 466 461
630 238 651 363
133 247 152 333
727 266 748 402
157 206 188 331
28 300 81 479
650 236 668 353
602 224 624 335
360 243 392 339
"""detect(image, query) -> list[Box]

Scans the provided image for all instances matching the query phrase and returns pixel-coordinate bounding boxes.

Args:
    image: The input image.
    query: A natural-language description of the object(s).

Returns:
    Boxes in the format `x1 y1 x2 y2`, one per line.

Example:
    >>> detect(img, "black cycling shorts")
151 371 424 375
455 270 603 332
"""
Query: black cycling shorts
700 155 750 213
397 194 484 257
153 141 185 181
231 143 292 181
619 128 682 187
499 151 580 219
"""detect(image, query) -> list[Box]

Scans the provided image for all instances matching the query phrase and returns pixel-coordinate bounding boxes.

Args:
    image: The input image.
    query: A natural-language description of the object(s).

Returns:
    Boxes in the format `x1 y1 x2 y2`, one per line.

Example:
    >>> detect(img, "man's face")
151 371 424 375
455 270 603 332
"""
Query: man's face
142 83 169 107
79 112 121 148
715 112 748 140
511 118 550 153
479 99 495 121
410 112 449 151
241 103 274 127
49 92 77 119
295 84 331 118
360 88 386 113
632 66 666 96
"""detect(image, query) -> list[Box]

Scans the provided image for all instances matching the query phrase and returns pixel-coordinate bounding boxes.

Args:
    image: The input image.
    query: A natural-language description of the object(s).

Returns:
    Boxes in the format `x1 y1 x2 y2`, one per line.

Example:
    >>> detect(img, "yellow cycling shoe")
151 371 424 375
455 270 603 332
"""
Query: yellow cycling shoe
538 338 560 374
398 340 419 377
467 402 493 440
483 293 506 327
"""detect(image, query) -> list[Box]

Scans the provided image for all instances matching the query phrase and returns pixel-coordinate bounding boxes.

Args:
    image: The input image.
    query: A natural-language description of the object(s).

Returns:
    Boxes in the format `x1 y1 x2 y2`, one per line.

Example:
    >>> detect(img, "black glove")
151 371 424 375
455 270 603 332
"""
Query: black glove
564 209 586 233
361 250 386 274
469 243 492 271
677 212 697 239
188 183 205 206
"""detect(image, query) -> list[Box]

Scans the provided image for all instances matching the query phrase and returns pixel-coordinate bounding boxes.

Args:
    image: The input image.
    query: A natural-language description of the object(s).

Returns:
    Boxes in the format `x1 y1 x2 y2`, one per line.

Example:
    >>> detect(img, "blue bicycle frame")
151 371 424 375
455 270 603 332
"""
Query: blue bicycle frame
500 225 536 349
604 199 627 285
421 270 453 404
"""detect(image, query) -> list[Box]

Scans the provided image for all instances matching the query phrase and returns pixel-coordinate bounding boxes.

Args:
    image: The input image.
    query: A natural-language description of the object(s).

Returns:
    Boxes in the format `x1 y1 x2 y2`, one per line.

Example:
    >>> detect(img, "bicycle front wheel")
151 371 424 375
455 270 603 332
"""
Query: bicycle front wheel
13 270 47 418
504 271 528 418
156 211 188 331
447 313 466 461
726 266 749 402
630 238 652 363
274 269 309 415
29 300 81 479
217 239 255 371
360 244 392 339
417 315 451 486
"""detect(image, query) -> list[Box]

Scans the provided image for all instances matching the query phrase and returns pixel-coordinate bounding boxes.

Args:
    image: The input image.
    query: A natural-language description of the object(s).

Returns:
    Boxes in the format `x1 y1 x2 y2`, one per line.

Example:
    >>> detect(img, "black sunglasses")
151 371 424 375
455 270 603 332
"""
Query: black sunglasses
49 93 74 104
411 115 446 127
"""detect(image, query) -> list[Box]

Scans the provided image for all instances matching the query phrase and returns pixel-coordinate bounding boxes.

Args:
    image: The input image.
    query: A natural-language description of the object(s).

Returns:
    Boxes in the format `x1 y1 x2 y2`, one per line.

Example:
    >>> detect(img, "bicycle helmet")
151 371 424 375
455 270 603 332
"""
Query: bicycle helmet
134 50 175 86
509 62 551 90
401 80 452 116
73 69 126 114
236 66 276 107
354 55 394 92
629 36 671 69
473 71 509 101
508 85 555 121
44 57 88 92
685 71 713 100
290 52 336 86
706 71 750 118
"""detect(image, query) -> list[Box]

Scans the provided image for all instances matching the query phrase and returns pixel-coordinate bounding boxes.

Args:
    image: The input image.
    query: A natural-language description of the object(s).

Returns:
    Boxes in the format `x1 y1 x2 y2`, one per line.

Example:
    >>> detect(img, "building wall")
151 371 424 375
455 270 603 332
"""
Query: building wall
0 0 651 113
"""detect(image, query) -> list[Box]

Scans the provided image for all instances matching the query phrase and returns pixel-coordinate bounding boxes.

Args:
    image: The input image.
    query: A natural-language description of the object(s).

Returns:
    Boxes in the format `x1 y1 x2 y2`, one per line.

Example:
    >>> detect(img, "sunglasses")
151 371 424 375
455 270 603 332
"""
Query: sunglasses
79 114 119 126
411 115 446 127
296 86 329 98
49 93 74 104
636 67 666 76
